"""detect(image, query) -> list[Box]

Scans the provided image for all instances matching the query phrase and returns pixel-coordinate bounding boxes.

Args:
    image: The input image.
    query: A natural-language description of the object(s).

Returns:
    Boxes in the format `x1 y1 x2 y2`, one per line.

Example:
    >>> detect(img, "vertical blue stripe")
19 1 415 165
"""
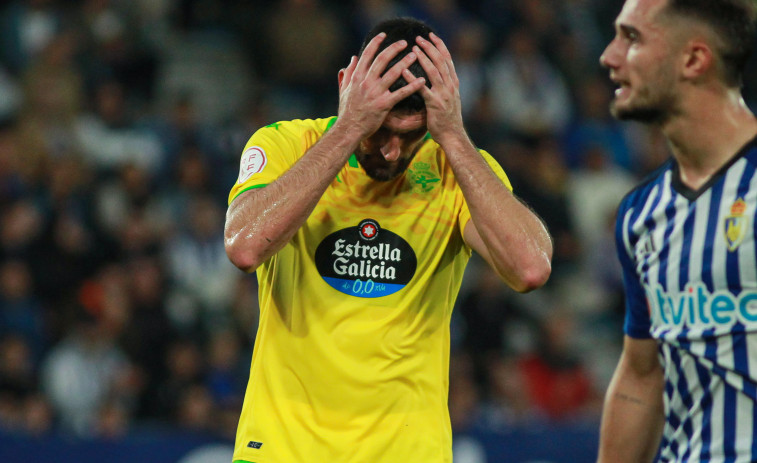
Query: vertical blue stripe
702 179 725 291
696 357 715 462
723 384 737 462
657 182 679 290
669 347 694 460
678 201 696 291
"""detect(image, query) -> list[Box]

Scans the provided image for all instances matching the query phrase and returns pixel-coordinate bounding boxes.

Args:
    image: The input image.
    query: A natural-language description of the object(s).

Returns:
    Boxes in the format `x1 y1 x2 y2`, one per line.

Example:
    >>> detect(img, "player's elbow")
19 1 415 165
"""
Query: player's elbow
510 259 551 293
224 231 260 273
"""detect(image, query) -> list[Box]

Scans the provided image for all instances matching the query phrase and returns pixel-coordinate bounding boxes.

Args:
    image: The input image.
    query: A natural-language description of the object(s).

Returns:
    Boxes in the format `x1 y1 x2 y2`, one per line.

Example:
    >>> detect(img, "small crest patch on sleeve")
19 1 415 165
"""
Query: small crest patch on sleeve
238 146 268 183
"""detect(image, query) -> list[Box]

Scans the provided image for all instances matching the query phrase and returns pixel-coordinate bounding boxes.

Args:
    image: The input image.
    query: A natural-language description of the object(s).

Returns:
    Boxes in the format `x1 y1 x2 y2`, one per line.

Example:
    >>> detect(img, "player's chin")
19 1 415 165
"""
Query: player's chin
610 98 637 120
612 102 667 124
365 166 402 182
360 157 410 182
609 100 624 119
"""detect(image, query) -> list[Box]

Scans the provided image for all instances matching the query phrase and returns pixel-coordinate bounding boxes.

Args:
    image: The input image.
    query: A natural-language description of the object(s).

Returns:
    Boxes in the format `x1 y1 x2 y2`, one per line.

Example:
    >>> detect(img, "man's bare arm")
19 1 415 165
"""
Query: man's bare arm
597 336 665 463
224 126 360 272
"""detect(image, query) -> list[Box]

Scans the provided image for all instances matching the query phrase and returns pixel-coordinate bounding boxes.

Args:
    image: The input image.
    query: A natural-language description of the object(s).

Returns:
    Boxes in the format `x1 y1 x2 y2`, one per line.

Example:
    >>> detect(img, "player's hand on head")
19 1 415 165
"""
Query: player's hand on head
337 33 426 139
405 33 465 144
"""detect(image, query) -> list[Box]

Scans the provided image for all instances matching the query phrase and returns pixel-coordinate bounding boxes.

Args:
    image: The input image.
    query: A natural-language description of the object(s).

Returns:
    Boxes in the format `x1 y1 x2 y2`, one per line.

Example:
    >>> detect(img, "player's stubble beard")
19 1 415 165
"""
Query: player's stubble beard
355 148 417 181
611 64 679 125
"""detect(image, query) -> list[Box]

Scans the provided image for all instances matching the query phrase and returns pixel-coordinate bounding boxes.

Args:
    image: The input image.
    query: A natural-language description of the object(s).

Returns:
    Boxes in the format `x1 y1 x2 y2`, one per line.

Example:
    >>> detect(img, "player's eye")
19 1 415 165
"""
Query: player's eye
620 25 640 43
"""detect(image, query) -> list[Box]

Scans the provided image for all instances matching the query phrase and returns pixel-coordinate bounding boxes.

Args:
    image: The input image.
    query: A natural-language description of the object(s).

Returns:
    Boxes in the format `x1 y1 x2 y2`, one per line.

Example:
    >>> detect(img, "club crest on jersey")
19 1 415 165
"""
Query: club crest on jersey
238 146 267 183
724 197 748 252
315 219 417 298
407 162 440 193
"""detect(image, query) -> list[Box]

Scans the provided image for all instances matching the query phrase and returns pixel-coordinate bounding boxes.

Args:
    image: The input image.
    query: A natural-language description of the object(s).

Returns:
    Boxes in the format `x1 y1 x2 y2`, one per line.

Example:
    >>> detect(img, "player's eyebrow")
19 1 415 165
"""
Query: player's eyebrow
618 23 641 40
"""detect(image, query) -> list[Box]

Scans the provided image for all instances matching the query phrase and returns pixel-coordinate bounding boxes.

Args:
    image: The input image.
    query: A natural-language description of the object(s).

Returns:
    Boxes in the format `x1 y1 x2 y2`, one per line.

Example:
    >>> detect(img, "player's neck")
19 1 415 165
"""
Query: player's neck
663 89 757 191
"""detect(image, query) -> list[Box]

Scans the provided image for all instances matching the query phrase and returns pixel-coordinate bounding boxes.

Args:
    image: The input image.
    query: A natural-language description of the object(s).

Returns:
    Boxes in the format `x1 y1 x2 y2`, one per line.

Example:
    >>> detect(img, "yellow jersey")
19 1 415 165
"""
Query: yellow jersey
228 117 512 463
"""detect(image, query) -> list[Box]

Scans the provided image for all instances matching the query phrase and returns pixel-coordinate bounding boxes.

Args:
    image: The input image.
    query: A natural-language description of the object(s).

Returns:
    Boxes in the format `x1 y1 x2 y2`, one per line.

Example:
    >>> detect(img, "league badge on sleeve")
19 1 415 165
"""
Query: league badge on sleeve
238 146 268 183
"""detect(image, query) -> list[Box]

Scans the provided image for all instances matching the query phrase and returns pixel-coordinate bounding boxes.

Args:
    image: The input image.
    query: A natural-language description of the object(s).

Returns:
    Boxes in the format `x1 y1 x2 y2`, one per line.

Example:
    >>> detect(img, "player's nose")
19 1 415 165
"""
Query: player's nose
600 37 620 69
381 136 401 161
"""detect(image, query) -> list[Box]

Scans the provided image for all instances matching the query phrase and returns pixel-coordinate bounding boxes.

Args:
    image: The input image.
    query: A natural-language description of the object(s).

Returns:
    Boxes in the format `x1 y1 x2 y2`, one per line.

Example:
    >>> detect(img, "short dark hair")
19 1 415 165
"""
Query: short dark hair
358 17 435 112
662 0 757 87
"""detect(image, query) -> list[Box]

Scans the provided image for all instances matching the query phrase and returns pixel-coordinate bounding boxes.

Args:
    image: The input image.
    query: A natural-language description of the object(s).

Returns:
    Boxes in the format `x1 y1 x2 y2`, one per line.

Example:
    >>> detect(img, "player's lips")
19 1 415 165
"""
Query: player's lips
381 149 401 162
615 84 630 99
381 151 400 162
610 76 630 99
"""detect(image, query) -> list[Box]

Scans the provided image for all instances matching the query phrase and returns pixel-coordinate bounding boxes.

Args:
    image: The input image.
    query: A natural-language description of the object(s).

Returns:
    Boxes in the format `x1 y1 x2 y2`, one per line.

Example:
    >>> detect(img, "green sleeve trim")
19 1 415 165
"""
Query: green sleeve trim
324 116 359 168
231 184 268 202
232 460 255 463
325 116 338 132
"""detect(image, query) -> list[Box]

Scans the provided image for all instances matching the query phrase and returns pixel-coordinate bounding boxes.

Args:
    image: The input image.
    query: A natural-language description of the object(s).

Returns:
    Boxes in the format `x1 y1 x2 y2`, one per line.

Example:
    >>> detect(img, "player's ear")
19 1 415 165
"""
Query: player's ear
338 68 345 88
681 39 713 80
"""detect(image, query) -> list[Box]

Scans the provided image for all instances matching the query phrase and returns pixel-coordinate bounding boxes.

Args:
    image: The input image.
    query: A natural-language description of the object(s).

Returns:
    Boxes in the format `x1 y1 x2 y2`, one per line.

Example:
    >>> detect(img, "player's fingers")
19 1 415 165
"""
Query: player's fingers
429 33 459 87
379 50 417 87
388 73 426 103
429 32 452 61
367 39 409 80
354 33 386 77
401 69 432 100
412 45 443 87
415 36 450 82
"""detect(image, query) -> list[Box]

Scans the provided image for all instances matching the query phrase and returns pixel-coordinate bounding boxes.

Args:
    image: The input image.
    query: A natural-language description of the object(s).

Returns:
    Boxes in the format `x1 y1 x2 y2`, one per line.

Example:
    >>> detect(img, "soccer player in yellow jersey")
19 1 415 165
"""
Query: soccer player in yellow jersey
224 17 553 463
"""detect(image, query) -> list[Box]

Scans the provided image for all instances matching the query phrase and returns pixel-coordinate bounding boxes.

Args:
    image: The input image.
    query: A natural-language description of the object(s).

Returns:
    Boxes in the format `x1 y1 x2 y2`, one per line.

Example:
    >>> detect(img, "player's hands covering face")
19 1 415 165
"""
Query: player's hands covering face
404 33 465 144
338 33 427 139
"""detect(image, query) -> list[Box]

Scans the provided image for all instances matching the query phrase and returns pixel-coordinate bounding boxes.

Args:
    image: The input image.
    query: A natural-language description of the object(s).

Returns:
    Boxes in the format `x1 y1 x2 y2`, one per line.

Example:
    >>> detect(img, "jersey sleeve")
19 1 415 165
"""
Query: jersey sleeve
227 122 302 205
458 149 513 232
615 202 652 339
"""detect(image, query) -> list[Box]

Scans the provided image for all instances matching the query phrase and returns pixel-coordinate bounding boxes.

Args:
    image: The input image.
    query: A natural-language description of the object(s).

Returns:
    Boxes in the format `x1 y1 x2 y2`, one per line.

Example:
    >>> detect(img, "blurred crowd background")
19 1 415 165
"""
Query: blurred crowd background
2 0 757 455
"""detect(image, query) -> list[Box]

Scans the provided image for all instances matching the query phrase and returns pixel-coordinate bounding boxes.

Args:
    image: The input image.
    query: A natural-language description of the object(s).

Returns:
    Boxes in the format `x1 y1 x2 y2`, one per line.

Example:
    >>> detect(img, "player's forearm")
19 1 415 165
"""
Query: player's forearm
597 359 665 463
225 125 361 272
441 135 553 290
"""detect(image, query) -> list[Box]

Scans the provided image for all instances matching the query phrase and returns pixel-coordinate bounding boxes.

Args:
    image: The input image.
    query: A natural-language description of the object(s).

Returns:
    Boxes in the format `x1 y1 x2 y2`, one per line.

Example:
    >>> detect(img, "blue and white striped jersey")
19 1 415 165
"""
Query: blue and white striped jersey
617 136 757 462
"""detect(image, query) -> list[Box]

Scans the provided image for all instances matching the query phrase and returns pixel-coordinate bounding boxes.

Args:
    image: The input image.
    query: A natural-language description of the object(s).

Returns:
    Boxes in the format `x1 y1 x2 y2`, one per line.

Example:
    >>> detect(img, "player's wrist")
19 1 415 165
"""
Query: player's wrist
331 117 374 145
433 129 472 155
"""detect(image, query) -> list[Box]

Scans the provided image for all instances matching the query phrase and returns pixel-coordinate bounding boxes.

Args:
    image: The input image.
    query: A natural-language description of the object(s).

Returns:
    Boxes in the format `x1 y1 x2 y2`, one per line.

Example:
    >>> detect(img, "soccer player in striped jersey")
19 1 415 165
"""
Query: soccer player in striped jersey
597 0 757 462
224 18 552 463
